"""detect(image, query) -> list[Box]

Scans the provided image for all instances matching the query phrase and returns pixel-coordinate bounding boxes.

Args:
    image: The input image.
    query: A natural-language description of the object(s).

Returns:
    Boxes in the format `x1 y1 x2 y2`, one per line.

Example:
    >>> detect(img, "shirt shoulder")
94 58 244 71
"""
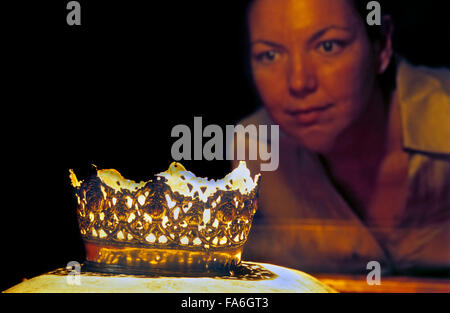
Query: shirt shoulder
397 59 450 155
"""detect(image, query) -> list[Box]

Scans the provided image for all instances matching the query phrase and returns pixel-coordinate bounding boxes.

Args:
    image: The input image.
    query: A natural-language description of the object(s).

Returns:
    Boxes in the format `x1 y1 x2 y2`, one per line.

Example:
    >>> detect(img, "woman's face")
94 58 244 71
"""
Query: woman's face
249 0 380 153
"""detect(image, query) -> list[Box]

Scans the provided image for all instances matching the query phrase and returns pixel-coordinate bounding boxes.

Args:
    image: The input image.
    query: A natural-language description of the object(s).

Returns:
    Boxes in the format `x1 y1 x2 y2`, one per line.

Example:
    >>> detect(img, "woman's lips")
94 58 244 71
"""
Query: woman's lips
286 104 333 126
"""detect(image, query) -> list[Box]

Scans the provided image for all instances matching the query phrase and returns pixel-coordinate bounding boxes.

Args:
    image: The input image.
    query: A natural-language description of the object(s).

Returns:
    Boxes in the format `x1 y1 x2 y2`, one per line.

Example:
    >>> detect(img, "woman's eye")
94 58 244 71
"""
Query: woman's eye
317 40 345 55
254 50 280 64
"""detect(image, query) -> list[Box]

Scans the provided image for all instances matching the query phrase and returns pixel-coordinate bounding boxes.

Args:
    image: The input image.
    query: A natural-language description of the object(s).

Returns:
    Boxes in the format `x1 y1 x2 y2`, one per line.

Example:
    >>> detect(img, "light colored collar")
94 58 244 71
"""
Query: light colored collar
397 59 450 155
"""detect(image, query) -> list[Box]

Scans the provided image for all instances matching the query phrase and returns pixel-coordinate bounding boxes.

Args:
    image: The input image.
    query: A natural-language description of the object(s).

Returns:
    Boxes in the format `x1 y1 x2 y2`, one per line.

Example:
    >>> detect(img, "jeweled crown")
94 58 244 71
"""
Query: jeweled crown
69 162 260 275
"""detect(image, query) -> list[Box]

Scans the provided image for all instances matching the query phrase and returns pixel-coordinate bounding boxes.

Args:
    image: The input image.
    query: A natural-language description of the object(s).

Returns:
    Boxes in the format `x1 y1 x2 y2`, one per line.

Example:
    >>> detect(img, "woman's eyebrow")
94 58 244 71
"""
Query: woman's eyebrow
250 40 285 50
307 25 353 44
251 25 353 48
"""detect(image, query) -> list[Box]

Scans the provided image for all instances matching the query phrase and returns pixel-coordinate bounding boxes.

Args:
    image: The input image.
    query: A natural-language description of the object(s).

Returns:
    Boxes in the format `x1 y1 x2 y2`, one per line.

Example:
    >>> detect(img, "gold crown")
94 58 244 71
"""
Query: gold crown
69 162 260 275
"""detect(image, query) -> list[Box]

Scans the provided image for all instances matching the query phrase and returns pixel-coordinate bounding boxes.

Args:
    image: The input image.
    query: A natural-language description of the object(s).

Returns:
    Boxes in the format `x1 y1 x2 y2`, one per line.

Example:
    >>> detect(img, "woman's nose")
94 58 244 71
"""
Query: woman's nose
288 55 317 98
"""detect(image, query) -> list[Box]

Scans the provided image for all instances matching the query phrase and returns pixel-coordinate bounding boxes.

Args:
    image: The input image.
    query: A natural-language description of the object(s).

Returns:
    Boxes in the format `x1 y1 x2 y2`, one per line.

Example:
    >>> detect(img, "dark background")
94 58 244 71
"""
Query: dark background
2 0 449 291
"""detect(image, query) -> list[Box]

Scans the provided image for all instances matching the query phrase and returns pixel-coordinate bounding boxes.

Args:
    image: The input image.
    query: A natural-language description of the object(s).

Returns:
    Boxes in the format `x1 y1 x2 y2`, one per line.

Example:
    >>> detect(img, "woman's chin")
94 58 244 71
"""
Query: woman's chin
291 131 336 154
277 118 342 154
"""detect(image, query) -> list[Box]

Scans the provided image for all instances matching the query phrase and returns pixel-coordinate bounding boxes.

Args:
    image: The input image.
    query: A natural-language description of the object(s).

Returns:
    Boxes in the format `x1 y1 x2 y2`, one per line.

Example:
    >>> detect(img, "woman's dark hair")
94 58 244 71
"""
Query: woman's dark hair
350 0 397 100
244 0 392 43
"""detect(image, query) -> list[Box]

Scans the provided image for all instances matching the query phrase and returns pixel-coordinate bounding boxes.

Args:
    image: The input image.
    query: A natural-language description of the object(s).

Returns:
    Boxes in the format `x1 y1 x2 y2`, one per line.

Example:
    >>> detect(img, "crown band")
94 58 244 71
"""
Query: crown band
84 243 243 276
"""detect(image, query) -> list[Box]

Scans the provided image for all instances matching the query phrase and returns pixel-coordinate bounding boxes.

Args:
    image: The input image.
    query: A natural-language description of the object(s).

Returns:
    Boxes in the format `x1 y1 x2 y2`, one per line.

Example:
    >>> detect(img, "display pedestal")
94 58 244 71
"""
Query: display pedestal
4 262 335 293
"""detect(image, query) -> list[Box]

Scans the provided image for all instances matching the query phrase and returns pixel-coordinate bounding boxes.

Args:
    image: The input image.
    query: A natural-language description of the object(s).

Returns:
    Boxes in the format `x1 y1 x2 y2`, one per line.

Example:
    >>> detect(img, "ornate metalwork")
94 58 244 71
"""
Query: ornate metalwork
70 164 260 275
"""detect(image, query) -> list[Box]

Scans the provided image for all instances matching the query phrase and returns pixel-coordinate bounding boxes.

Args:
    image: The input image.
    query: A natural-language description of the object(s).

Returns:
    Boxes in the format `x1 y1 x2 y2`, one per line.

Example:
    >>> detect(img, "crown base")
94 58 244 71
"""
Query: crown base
84 242 243 276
